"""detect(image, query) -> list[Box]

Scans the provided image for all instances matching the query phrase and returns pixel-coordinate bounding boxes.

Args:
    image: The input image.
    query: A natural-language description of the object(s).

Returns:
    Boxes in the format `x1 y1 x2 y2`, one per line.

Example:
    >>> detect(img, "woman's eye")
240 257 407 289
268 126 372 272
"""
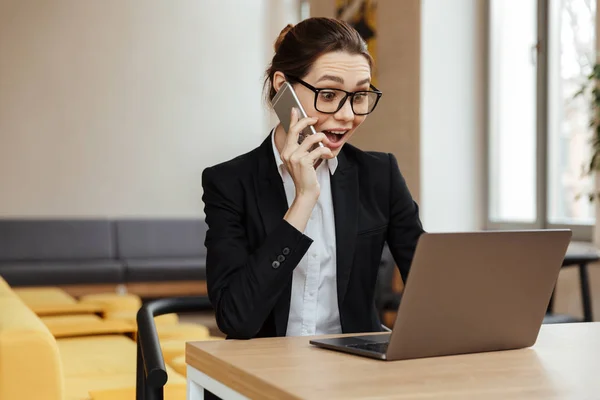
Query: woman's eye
354 93 366 103
319 91 338 102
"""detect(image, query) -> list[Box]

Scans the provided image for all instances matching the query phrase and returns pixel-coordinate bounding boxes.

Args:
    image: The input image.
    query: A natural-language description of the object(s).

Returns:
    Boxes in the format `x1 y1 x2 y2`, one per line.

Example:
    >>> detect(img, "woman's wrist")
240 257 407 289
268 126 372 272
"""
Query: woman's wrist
283 194 318 233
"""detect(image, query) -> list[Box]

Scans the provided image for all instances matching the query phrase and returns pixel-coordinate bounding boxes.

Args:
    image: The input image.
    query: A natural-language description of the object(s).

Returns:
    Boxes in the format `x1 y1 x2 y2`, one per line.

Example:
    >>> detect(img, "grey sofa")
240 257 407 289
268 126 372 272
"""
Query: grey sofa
0 218 207 287
0 219 123 286
115 219 207 282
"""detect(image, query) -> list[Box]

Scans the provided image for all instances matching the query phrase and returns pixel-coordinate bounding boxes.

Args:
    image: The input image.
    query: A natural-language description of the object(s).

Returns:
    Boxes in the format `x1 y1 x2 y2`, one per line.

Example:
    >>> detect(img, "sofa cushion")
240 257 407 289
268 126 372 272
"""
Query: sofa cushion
41 315 135 338
168 354 187 377
58 335 137 400
160 336 223 364
0 260 124 286
156 322 210 341
57 335 137 377
14 287 77 306
58 335 186 400
104 310 179 326
87 371 186 400
78 293 142 312
0 219 115 261
124 257 206 282
14 287 104 316
115 219 207 258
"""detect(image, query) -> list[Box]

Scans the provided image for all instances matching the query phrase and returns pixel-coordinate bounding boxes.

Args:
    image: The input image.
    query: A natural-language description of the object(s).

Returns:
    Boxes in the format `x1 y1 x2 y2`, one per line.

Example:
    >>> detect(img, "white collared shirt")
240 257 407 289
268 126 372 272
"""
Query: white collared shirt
271 131 342 336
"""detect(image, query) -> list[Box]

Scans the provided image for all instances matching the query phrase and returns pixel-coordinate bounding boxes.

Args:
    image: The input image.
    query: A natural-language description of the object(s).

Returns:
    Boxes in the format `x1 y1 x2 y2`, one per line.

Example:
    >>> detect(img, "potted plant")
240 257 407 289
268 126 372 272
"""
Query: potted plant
575 62 600 243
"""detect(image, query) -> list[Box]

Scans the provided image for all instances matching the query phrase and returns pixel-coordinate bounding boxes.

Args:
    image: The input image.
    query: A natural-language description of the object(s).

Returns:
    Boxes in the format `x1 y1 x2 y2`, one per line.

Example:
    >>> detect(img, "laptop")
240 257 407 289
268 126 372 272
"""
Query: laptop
309 229 572 361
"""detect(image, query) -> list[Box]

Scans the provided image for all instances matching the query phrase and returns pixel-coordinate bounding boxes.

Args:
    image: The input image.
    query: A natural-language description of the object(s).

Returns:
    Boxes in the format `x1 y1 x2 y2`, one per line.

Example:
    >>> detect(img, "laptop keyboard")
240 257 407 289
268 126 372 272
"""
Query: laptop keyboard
347 341 389 354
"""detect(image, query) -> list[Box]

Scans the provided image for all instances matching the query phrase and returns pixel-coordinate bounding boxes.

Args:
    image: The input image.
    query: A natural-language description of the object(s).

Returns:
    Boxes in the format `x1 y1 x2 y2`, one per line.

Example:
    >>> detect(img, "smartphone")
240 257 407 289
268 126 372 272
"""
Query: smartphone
272 81 324 148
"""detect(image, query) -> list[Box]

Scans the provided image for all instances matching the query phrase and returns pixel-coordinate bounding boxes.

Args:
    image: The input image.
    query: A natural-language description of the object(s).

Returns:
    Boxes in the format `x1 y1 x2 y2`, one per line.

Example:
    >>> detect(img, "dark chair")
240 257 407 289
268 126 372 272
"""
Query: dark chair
136 296 211 400
374 244 402 325
545 241 599 323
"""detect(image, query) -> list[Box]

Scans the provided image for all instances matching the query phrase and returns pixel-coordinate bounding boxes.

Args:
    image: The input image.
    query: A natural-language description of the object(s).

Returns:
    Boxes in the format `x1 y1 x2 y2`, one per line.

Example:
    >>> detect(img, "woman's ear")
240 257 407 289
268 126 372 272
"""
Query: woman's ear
272 71 287 93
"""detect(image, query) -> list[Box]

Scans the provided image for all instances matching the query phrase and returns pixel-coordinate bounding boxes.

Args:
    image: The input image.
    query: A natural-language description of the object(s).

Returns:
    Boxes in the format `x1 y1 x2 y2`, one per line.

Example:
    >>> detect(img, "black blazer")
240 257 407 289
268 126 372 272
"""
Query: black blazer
201 134 424 339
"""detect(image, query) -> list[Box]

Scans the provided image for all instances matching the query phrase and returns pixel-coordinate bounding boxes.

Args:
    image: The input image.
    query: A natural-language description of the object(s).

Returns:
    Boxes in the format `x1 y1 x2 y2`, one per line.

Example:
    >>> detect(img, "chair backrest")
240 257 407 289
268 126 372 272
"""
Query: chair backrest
374 243 397 309
136 296 209 399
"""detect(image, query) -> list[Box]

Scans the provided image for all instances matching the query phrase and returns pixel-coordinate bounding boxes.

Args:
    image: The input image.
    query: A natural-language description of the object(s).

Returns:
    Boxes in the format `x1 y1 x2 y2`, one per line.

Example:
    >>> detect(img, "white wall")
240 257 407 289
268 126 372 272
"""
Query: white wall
0 0 297 217
420 0 486 232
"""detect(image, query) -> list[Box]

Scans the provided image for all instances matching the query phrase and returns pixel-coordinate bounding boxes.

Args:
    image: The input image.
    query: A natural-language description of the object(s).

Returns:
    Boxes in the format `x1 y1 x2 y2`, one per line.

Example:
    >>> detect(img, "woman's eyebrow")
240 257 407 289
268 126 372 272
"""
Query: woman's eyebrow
316 74 344 84
315 75 371 86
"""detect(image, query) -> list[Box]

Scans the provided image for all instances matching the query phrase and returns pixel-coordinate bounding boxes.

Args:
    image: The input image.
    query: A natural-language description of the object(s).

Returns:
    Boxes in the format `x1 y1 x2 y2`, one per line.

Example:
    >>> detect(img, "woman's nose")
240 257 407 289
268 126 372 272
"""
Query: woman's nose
335 98 355 121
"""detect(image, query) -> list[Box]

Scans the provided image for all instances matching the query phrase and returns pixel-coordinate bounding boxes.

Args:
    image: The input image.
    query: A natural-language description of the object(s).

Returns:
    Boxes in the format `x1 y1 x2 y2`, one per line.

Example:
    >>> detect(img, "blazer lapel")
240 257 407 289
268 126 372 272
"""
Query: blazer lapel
331 150 359 311
253 134 293 336
255 136 288 235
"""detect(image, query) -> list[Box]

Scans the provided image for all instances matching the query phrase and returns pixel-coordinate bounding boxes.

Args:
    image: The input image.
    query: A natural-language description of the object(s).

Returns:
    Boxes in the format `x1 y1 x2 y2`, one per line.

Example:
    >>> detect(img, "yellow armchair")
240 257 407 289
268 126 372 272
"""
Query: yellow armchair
0 293 64 400
0 277 198 400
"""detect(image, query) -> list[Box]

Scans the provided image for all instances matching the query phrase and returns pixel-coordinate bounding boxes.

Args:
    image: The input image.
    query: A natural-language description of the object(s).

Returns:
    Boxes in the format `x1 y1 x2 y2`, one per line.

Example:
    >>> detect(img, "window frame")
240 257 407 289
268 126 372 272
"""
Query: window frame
485 0 595 242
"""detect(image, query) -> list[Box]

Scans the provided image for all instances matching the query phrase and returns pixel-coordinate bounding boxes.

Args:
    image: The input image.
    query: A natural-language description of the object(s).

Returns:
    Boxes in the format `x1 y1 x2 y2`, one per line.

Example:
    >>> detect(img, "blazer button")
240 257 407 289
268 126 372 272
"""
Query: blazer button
282 247 290 256
277 254 285 262
272 260 280 269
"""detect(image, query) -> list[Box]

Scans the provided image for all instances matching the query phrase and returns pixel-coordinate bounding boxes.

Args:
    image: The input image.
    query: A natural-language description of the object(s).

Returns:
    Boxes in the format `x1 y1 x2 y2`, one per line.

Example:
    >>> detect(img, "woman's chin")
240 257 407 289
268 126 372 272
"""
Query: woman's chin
326 144 345 157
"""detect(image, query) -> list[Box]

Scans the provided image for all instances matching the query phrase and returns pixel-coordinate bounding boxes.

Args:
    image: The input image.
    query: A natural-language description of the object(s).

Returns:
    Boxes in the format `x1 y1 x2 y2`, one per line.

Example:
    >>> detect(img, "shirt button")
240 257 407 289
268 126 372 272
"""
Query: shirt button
277 254 285 262
271 261 280 269
282 247 290 255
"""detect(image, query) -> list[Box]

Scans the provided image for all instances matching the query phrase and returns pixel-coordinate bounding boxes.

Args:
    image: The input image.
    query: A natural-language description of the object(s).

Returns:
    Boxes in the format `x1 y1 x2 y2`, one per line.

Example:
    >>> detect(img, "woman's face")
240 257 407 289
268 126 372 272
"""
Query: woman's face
274 51 372 157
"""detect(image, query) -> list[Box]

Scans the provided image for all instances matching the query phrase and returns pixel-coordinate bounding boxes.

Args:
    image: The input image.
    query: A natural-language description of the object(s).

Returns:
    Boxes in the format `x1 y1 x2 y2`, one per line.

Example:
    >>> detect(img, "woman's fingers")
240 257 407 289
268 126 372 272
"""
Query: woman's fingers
285 108 317 146
288 132 329 164
305 145 334 164
296 131 328 153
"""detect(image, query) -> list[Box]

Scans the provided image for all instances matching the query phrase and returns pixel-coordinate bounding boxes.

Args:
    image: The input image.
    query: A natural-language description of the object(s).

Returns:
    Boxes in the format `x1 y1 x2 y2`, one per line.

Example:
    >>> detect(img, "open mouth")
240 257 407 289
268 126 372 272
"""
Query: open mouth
322 129 349 146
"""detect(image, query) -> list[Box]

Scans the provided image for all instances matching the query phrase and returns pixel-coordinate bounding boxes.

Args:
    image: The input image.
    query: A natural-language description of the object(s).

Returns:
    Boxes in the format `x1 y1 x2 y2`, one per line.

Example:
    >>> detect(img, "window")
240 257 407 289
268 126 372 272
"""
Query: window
489 0 538 223
548 0 596 225
487 0 596 240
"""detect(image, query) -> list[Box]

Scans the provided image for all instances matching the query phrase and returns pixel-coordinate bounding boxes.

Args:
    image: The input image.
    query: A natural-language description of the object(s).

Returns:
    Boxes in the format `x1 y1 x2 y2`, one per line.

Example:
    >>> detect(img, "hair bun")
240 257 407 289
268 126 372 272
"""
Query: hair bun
274 23 294 52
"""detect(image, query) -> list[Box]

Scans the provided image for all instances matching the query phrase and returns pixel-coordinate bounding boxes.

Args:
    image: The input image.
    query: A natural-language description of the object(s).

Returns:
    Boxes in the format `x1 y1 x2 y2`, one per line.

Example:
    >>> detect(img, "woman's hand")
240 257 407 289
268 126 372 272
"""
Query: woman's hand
281 108 334 232
281 108 333 200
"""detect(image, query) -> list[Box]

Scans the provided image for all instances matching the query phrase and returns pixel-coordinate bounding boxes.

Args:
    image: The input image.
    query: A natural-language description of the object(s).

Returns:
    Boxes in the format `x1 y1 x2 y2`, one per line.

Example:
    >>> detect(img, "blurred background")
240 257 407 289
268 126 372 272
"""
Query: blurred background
1 0 599 327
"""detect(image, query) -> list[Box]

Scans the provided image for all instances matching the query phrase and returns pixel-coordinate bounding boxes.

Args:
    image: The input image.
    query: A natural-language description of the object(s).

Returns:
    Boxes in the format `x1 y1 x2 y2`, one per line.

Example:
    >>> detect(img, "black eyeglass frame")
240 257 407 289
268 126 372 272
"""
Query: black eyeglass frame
286 75 383 116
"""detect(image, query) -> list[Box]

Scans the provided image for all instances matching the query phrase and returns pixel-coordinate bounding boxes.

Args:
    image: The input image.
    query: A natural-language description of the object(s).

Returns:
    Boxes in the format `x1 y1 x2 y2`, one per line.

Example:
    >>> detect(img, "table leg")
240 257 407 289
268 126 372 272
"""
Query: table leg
187 365 249 400
187 375 204 400
579 263 593 322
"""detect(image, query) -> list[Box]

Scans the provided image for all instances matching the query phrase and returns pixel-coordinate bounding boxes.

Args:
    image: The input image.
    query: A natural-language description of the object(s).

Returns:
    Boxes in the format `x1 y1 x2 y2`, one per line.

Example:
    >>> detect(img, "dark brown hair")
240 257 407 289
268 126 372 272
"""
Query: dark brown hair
264 17 374 105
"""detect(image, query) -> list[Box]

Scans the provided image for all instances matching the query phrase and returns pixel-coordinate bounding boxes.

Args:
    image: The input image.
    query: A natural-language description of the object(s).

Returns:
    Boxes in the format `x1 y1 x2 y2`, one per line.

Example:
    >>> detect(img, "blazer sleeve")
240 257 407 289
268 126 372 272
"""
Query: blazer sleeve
386 153 425 283
202 166 313 339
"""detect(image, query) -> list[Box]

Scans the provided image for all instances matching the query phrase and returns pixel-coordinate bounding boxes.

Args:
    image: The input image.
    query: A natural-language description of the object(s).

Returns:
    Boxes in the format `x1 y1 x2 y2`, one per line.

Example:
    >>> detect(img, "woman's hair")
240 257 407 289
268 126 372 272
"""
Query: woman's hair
264 17 373 105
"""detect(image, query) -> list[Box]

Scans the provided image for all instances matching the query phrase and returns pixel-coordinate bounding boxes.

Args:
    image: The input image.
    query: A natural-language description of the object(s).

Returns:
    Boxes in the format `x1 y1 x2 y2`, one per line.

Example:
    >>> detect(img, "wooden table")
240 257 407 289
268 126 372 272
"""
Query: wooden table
185 322 600 399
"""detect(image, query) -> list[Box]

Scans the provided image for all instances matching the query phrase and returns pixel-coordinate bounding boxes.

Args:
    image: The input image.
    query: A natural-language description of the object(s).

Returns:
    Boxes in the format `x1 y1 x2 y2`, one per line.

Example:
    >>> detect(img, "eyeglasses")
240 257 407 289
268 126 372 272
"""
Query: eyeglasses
286 75 382 116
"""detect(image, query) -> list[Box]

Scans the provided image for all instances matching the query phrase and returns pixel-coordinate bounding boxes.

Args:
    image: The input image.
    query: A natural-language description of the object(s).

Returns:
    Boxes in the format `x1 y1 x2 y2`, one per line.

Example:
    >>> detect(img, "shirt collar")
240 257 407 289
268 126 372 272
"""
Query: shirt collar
271 129 338 177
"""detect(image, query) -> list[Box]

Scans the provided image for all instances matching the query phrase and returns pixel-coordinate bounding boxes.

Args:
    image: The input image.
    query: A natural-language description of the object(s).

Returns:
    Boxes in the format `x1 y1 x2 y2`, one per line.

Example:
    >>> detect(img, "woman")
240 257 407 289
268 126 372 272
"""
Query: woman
202 17 424 341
